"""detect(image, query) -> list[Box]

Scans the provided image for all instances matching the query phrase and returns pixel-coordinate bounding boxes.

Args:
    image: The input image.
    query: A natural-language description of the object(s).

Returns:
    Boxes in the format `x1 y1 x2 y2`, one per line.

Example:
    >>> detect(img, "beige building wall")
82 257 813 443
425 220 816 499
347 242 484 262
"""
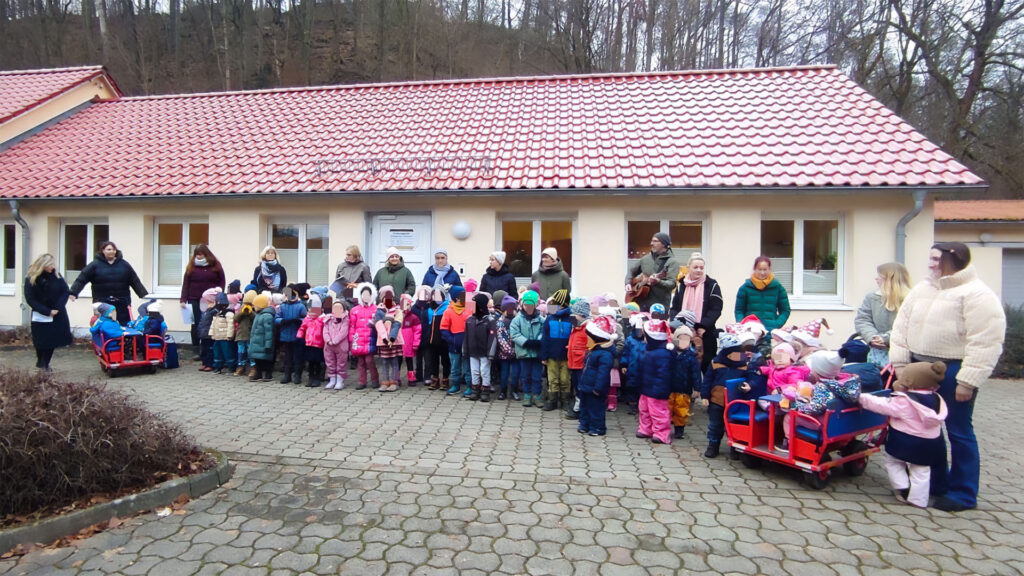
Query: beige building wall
0 191 942 346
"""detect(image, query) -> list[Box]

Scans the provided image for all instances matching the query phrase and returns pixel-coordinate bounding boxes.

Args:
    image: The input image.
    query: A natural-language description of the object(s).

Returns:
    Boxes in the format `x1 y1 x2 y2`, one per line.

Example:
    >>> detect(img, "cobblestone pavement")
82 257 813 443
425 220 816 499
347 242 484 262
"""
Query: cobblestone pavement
2 347 1023 575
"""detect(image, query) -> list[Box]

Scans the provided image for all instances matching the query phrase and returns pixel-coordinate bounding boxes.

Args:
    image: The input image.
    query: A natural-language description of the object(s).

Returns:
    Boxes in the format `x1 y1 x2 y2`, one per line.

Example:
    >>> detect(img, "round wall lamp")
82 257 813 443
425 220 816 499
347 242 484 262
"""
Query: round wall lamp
452 220 472 240
979 232 994 244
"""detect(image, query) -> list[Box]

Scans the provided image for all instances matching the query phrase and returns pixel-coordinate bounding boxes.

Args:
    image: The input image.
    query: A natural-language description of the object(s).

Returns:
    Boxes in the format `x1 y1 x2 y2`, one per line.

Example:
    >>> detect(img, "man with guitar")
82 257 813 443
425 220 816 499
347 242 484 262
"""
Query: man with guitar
624 233 680 312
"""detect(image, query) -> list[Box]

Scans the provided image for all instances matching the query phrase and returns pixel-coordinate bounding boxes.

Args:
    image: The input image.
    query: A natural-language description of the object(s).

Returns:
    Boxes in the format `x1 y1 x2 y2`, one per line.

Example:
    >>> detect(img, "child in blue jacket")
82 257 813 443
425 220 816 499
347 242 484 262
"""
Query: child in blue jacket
577 316 618 436
619 312 647 415
637 319 675 444
670 325 703 439
700 332 766 458
540 289 573 411
276 285 308 384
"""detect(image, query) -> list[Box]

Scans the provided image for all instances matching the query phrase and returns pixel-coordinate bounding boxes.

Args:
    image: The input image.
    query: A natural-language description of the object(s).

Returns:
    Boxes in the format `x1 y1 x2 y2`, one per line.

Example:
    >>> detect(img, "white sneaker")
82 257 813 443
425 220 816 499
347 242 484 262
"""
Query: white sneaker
335 377 344 391
325 376 336 390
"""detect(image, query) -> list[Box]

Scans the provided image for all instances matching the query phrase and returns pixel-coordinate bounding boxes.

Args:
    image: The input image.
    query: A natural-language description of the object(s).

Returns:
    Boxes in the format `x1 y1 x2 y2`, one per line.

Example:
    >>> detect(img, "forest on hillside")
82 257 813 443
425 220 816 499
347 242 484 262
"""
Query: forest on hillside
1 0 1022 197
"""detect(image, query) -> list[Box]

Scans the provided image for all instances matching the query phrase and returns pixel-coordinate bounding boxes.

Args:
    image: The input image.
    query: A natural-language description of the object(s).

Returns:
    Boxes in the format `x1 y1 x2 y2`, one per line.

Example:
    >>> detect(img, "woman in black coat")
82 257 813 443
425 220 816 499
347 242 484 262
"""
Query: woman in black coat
669 252 724 372
69 241 149 325
24 254 73 371
479 251 518 297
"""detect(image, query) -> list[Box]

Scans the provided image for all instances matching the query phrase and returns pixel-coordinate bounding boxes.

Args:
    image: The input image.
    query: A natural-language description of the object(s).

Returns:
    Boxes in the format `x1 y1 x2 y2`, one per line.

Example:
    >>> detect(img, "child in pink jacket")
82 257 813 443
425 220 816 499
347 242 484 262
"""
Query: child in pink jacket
296 294 327 388
322 300 350 390
400 294 422 386
859 361 948 508
349 283 380 390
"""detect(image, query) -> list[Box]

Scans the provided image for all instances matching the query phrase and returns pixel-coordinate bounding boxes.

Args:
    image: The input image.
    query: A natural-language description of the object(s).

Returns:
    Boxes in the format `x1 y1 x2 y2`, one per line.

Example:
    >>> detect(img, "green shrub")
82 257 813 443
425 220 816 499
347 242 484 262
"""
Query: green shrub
994 304 1023 379
0 368 212 520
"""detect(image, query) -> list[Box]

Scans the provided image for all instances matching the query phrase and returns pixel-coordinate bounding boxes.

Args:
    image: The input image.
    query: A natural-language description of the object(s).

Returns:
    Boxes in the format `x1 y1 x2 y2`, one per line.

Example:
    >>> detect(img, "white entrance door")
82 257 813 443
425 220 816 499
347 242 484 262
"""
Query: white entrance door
369 214 433 289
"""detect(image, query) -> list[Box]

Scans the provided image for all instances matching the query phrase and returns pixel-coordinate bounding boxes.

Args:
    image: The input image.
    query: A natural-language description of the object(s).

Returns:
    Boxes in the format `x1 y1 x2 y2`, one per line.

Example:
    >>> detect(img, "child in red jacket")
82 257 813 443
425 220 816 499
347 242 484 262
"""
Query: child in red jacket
566 298 592 420
296 294 327 388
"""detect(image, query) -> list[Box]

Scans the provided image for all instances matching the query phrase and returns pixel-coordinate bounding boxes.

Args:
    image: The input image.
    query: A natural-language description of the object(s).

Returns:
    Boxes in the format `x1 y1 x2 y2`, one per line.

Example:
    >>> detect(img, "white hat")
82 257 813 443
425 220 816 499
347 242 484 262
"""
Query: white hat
386 246 400 258
808 350 844 379
541 247 558 260
491 251 507 266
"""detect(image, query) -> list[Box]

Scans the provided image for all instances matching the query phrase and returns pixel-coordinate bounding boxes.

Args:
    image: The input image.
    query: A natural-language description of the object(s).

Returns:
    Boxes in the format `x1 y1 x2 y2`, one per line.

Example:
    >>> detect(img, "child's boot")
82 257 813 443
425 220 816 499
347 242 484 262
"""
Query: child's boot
674 426 686 439
607 395 618 412
480 386 491 403
407 370 417 386
325 375 336 389
462 384 473 398
280 366 292 384
292 367 303 385
233 365 246 376
248 366 259 382
704 441 720 458
468 384 481 401
446 381 460 395
260 368 275 382
522 393 532 407
564 393 579 420
428 377 439 390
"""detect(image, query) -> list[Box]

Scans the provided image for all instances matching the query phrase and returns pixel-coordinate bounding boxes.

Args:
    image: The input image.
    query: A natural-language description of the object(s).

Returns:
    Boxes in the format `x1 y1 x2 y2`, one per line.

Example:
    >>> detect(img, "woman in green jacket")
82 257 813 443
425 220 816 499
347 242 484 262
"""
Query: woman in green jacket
734 255 791 331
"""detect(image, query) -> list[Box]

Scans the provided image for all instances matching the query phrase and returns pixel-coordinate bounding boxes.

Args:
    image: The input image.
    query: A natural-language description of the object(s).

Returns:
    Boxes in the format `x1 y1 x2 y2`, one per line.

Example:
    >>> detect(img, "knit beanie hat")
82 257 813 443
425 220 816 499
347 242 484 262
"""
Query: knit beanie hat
309 294 323 315
550 289 570 308
771 343 796 364
492 290 508 308
491 251 506 266
501 294 518 313
586 315 618 342
521 290 539 306
253 294 270 310
808 350 845 379
97 303 115 318
675 309 698 330
473 293 490 317
242 290 257 305
227 279 241 294
541 247 558 261
386 246 400 258
650 303 667 319
215 292 230 308
894 361 947 391
378 286 396 305
400 293 415 309
654 232 671 248
570 298 591 319
644 319 671 341
434 248 448 258
718 332 743 354
148 300 163 315
464 278 478 293
449 286 466 302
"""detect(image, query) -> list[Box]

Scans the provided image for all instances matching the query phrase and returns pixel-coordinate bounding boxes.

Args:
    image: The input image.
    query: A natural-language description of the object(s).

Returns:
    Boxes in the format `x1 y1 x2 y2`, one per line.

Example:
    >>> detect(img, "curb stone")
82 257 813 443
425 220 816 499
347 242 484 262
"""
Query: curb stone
0 449 232 554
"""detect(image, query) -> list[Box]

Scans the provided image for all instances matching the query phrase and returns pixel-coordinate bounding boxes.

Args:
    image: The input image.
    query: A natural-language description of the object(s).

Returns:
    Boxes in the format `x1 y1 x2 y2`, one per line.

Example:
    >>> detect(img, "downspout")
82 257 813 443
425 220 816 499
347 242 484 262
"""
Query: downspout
895 189 927 264
9 200 30 326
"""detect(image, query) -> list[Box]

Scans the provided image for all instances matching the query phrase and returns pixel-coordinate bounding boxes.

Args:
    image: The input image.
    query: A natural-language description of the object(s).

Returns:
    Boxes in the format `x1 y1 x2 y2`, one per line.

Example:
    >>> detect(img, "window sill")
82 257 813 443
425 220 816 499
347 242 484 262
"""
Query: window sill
0 286 15 297
150 289 183 300
789 300 853 312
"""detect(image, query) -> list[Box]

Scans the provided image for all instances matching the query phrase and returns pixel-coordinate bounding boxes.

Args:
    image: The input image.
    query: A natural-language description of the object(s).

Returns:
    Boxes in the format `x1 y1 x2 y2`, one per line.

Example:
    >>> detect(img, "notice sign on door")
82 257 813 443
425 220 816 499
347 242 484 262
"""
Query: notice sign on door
389 229 417 250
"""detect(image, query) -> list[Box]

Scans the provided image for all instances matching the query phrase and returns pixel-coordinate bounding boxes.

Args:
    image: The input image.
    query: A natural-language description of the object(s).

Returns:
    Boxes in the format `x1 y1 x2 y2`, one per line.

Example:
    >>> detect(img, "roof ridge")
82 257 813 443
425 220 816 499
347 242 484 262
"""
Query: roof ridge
0 64 105 76
119 64 839 102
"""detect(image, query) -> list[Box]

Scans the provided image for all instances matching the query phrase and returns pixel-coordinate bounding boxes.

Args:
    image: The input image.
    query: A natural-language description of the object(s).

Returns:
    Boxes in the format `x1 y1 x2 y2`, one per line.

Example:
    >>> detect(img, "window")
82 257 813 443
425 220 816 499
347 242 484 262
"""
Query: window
499 219 574 281
155 220 210 289
62 222 109 290
270 222 329 286
626 219 703 270
761 218 842 298
2 223 15 286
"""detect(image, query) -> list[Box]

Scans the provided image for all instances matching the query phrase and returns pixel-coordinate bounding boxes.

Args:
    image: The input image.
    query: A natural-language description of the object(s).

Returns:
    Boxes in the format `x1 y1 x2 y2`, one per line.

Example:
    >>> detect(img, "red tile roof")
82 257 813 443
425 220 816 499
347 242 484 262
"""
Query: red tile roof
0 65 120 125
0 65 984 199
934 200 1024 222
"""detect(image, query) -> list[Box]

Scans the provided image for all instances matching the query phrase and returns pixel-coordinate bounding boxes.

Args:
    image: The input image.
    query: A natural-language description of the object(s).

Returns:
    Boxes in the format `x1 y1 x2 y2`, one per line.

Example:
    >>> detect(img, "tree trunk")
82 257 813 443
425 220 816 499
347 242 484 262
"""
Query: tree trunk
95 0 111 63
169 0 180 57
376 0 386 80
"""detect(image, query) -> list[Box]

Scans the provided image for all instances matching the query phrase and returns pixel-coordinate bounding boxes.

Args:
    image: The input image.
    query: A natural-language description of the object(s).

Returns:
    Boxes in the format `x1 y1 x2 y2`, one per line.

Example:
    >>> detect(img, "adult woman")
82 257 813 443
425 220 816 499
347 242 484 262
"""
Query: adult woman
734 255 790 331
374 247 417 296
479 251 517 297
251 245 287 293
331 245 373 300
180 244 225 349
890 242 1005 512
855 262 911 367
669 252 723 371
422 249 462 291
69 241 149 325
531 247 571 300
24 254 72 371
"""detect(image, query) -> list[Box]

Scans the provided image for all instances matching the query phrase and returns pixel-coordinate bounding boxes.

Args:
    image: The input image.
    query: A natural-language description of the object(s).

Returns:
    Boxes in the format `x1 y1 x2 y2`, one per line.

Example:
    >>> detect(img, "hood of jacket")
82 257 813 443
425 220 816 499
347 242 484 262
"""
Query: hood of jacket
485 264 512 277
536 259 565 275
94 249 124 265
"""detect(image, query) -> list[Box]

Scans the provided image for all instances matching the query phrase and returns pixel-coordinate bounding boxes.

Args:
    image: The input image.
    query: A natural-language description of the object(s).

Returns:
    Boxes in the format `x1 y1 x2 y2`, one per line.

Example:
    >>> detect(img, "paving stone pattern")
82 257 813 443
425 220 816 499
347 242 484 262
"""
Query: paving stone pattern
2 348 1023 575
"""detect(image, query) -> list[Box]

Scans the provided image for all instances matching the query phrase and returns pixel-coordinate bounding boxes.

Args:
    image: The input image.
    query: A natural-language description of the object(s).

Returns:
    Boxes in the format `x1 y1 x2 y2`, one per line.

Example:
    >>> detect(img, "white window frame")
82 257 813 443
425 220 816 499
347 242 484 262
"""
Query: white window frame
624 215 710 269
496 214 578 288
267 219 330 285
60 219 109 298
152 218 210 296
761 213 845 306
0 222 16 295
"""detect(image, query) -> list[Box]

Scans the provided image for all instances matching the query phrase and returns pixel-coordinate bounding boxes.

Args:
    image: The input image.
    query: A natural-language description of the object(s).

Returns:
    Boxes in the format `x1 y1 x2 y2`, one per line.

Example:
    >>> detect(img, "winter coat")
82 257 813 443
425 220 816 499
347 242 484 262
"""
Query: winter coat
143 314 167 336
624 248 680 311
463 314 497 358
496 315 516 360
297 314 326 348
530 259 572 300
640 340 674 400
24 271 72 350
761 362 811 395
669 275 724 337
889 266 1005 389
671 346 703 396
275 299 307 342
540 308 573 361
859 390 947 439
250 262 287 293
70 250 148 304
621 331 647 385
401 313 422 357
854 291 898 345
180 264 225 302
374 306 404 346
248 307 277 360
323 314 350 351
235 304 256 341
578 345 615 396
422 266 463 290
210 311 236 341
331 260 373 299
373 261 417 296
90 315 125 342
440 305 470 352
479 265 517 297
348 303 377 356
198 308 217 339
425 301 449 347
734 277 791 331
702 353 765 407
510 310 544 359
567 326 589 371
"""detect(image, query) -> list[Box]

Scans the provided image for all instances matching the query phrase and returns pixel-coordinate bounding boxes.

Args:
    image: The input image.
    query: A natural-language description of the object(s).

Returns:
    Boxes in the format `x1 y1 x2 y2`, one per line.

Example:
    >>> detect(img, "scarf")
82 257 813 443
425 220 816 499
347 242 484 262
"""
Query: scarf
682 274 706 323
194 257 208 267
750 273 775 291
260 259 283 290
540 259 558 271
430 264 453 290
450 301 465 315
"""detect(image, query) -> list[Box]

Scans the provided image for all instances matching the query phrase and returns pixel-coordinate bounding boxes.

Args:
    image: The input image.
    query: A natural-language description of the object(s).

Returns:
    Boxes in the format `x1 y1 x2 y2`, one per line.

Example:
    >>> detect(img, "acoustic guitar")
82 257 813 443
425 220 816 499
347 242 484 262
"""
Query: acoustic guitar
625 269 667 304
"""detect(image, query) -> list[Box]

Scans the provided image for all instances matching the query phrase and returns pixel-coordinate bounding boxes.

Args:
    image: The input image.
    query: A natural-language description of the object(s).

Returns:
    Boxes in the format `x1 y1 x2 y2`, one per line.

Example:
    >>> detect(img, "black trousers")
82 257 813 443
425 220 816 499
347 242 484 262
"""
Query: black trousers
35 347 55 369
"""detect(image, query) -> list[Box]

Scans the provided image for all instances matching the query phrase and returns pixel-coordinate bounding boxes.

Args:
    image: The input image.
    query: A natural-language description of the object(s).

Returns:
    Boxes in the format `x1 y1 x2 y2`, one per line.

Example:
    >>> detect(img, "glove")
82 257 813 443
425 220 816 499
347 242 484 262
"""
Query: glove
524 339 541 350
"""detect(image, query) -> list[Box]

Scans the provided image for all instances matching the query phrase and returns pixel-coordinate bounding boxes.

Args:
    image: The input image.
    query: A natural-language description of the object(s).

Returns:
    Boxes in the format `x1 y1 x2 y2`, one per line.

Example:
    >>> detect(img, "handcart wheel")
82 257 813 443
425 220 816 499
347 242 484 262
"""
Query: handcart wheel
739 452 762 469
108 369 118 378
841 440 869 477
805 454 831 490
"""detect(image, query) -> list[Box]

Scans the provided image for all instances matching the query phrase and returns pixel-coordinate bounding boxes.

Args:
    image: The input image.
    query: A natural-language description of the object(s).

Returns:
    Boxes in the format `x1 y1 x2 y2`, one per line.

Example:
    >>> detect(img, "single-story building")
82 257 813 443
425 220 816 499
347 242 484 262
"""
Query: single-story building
0 64 984 344
935 200 1024 308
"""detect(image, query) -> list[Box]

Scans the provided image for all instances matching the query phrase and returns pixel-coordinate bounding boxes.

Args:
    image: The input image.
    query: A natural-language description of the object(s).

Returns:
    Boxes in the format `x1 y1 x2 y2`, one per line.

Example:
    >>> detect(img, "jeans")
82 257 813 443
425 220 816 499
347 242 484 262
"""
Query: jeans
499 359 519 393
236 341 251 368
448 352 472 390
928 359 979 506
469 356 492 389
518 358 543 396
213 340 235 370
200 338 214 368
